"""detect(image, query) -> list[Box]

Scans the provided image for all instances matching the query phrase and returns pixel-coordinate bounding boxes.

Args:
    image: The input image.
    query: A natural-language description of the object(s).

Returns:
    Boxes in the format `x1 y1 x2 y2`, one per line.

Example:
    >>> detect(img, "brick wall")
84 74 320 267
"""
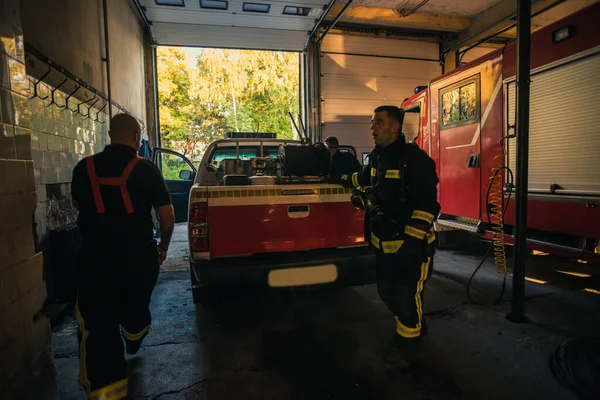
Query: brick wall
0 0 57 398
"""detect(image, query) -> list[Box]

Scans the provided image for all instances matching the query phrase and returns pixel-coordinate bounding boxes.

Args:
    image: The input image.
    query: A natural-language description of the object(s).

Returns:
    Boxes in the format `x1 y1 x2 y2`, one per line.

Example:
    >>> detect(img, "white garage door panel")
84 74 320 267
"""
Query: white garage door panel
321 35 439 59
152 22 307 51
320 35 441 150
322 99 407 122
322 54 441 79
322 75 429 101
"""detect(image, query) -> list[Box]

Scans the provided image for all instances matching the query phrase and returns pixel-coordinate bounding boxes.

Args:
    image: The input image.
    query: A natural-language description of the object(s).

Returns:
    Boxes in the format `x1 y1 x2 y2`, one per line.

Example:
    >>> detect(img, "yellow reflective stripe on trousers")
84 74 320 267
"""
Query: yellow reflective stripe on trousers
75 298 91 393
89 379 128 400
370 167 376 177
405 225 427 240
351 172 359 187
371 232 380 249
382 240 404 253
411 210 435 224
121 325 150 342
415 257 430 331
395 316 421 338
395 257 430 339
385 169 400 179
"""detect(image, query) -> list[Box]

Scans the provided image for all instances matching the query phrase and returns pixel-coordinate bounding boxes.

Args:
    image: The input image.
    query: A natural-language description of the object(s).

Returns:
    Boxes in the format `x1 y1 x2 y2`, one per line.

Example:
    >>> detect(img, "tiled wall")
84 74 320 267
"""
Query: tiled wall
28 81 109 243
0 0 57 398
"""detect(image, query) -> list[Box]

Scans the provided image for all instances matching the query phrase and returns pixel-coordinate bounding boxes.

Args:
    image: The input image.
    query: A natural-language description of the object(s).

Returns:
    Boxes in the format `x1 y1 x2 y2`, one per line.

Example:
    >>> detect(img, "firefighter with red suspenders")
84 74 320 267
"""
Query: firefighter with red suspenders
71 113 175 399
339 105 440 371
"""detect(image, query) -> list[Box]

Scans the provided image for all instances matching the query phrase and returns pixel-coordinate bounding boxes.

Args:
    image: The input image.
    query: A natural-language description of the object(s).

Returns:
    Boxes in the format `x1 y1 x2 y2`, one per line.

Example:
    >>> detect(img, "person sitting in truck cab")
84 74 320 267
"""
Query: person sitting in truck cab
325 136 363 175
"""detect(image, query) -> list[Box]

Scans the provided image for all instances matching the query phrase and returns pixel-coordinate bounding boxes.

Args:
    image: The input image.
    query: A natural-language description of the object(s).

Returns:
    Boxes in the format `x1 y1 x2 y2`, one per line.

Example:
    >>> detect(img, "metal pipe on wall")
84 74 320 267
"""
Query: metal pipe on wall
152 47 161 148
508 0 531 324
102 0 113 122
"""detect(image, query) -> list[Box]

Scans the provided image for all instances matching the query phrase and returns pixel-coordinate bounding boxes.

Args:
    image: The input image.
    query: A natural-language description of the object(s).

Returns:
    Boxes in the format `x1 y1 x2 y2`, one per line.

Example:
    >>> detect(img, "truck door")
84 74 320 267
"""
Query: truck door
437 75 482 220
152 148 197 223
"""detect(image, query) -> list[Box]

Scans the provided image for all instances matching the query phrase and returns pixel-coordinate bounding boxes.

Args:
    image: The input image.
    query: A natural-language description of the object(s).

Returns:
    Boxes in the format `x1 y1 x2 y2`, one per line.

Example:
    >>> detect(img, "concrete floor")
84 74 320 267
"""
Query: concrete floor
52 225 600 399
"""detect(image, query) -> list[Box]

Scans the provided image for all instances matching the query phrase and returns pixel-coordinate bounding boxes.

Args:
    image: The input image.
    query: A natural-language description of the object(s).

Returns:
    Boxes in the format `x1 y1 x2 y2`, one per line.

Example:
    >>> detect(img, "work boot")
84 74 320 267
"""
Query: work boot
385 346 412 371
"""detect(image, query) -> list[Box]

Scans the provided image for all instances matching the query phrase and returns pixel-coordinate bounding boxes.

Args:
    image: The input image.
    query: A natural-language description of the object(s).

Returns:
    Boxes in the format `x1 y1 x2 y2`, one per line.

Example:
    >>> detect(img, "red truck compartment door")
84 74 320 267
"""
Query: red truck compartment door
206 185 366 257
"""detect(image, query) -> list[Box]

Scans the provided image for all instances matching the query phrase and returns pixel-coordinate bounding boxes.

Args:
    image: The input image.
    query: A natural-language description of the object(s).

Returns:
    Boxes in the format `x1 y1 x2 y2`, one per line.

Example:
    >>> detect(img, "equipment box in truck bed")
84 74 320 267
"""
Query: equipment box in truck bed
153 135 375 303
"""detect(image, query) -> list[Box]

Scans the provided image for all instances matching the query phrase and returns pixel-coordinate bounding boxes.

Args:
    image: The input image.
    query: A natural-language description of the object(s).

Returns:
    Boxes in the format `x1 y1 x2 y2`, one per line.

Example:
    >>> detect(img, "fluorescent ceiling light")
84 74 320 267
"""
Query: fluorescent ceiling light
243 2 270 13
155 0 185 5
283 6 311 16
200 0 228 10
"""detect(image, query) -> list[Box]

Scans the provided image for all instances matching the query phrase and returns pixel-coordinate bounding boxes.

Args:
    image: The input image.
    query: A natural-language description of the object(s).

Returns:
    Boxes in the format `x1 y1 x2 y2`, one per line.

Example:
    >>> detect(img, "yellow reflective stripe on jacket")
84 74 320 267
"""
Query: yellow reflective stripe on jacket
89 379 128 400
121 325 150 342
351 172 359 187
385 169 400 179
371 232 404 253
341 174 348 182
382 240 404 254
427 227 436 244
405 225 427 240
371 232 380 249
412 210 435 224
371 167 376 177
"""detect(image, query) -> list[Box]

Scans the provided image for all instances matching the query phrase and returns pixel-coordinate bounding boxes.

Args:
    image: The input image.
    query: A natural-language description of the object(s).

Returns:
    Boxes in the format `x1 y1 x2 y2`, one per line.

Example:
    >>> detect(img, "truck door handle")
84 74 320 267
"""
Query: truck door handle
288 205 310 218
468 153 480 168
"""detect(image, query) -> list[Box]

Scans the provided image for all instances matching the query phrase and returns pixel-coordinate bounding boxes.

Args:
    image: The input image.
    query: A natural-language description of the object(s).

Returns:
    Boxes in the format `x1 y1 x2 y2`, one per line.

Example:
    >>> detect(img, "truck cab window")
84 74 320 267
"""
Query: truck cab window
160 153 194 181
403 106 421 143
209 146 280 168
440 76 480 129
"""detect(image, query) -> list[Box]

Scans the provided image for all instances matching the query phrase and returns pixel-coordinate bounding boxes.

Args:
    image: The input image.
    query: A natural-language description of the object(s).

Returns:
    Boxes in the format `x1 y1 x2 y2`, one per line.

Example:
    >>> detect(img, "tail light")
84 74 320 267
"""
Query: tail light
189 202 209 252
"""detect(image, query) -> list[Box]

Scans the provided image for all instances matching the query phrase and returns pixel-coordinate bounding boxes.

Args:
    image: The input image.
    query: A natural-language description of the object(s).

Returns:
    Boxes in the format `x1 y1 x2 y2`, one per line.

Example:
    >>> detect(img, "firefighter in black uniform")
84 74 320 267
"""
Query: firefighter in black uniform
71 113 175 400
337 105 439 370
325 136 363 175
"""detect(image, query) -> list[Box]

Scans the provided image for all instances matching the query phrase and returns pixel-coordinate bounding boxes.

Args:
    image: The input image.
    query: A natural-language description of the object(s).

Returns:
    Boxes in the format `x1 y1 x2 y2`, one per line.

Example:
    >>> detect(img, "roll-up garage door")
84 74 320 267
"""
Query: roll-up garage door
506 49 600 195
320 34 441 160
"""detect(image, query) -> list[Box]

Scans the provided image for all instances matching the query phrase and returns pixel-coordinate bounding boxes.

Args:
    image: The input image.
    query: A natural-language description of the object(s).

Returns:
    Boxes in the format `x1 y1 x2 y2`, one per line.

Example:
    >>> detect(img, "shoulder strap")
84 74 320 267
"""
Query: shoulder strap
86 156 105 213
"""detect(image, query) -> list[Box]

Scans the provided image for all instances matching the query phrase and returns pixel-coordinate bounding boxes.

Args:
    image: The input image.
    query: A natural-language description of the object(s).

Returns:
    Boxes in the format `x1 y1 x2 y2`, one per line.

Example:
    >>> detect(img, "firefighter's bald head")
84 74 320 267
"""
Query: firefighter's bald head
109 113 141 150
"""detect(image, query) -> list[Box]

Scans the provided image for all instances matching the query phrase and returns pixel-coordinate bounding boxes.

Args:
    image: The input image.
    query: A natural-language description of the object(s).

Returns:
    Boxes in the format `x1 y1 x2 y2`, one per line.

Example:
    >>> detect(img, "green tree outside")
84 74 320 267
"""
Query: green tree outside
157 47 300 162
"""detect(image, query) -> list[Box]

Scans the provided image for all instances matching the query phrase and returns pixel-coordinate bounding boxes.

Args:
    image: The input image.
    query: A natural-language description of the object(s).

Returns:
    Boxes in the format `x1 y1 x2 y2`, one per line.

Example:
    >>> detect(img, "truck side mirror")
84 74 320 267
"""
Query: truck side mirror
179 169 193 180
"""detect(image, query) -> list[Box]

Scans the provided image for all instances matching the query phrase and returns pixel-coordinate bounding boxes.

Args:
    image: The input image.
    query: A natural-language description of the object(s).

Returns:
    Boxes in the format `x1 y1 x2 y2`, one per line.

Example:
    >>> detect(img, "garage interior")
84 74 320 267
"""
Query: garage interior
1 0 599 399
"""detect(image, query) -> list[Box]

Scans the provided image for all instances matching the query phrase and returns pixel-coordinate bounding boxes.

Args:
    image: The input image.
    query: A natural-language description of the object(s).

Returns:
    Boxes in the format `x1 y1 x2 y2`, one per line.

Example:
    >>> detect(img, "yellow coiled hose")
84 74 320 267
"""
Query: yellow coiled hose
488 148 508 276
467 141 513 304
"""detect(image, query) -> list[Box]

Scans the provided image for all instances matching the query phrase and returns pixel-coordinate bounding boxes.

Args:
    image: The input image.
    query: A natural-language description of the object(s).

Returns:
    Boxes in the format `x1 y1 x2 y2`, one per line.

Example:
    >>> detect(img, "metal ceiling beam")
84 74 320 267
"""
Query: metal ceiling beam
317 0 355 44
324 3 470 32
442 0 565 54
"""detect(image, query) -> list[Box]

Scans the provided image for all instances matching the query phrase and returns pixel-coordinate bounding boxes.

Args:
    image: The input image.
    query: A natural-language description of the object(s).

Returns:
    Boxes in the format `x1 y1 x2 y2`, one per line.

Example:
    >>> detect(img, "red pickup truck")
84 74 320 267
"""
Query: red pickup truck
153 133 375 303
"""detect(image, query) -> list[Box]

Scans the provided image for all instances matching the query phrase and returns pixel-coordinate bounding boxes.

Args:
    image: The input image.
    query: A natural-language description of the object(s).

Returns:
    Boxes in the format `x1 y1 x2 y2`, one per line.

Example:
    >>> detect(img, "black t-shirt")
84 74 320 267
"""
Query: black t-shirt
72 144 171 242
330 150 363 175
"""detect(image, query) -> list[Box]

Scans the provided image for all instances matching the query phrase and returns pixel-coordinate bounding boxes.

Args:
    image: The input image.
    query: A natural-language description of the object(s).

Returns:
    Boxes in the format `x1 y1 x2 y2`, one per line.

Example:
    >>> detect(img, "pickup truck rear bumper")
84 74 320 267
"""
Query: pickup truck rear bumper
190 246 376 290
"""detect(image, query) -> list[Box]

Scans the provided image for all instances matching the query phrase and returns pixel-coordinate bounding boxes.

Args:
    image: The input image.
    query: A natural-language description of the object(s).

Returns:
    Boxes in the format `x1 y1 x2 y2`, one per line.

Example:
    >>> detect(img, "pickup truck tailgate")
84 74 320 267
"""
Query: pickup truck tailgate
200 184 365 257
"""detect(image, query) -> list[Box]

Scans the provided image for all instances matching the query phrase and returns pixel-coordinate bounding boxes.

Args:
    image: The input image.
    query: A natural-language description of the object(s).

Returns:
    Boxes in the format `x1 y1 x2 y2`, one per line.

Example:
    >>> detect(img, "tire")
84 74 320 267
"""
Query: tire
189 265 217 306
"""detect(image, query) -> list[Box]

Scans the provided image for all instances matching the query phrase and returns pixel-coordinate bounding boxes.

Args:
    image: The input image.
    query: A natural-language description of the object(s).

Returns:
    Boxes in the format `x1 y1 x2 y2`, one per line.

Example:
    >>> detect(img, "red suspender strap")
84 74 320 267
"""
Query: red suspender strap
120 157 142 214
86 156 105 213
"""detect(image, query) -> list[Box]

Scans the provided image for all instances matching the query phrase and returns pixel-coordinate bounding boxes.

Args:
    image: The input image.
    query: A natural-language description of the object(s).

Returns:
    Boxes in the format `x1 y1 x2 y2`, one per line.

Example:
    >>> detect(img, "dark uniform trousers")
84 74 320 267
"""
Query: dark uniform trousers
372 232 435 344
75 154 159 400
76 241 159 399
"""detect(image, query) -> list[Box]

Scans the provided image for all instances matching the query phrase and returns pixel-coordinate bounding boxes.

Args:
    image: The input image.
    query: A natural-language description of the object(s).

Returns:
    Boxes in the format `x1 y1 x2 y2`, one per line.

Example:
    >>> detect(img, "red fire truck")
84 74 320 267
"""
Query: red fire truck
401 3 600 262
